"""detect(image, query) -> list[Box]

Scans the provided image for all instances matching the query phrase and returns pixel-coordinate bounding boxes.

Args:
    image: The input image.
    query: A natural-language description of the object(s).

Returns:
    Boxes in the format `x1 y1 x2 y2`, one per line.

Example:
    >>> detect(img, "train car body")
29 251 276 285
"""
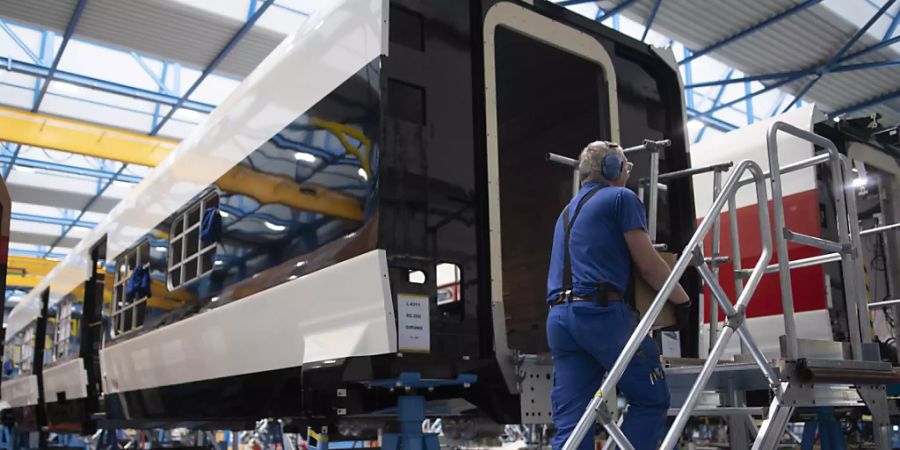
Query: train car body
692 105 899 360
2 0 696 433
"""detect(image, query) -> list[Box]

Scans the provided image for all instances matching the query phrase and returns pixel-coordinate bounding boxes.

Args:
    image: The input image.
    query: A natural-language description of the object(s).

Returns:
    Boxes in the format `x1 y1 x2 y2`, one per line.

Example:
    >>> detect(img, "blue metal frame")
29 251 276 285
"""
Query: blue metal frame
782 0 897 112
886 5 900 39
0 21 42 64
37 0 278 257
0 152 142 183
11 212 97 228
43 164 126 255
1 57 215 113
830 88 900 117
31 0 88 112
150 0 276 135
679 0 823 65
8 248 66 259
131 52 175 96
694 69 735 142
595 0 639 22
641 0 662 42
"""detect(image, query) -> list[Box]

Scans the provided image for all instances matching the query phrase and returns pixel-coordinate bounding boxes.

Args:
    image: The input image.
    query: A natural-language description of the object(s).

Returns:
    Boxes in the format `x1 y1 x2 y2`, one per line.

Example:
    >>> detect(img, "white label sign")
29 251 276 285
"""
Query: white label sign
397 294 430 353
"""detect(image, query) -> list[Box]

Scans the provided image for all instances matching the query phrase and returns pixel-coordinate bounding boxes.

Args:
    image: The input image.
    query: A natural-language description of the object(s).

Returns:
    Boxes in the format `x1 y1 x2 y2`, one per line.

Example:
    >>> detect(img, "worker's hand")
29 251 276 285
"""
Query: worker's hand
662 301 692 332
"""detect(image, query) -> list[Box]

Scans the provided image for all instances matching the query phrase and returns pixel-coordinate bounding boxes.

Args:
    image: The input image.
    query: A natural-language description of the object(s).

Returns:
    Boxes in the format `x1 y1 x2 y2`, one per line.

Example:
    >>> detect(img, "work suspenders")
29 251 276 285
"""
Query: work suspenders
561 184 606 293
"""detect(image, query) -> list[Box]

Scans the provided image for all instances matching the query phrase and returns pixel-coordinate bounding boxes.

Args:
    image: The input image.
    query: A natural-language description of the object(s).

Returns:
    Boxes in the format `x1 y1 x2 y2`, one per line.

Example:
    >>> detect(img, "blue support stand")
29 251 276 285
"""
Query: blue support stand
0 426 12 450
382 396 440 450
366 372 476 450
800 408 847 450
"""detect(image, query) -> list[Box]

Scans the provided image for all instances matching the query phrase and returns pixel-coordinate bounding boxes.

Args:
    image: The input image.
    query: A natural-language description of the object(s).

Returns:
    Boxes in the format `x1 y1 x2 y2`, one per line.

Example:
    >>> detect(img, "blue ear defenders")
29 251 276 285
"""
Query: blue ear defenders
601 153 622 180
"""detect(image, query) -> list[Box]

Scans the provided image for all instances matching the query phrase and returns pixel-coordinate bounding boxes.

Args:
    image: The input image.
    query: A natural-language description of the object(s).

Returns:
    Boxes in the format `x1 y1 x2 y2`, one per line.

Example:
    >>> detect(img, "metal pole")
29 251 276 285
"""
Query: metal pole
764 123 801 360
860 222 900 236
767 121 861 360
842 155 871 345
648 150 660 242
709 170 722 353
660 326 737 450
728 192 751 358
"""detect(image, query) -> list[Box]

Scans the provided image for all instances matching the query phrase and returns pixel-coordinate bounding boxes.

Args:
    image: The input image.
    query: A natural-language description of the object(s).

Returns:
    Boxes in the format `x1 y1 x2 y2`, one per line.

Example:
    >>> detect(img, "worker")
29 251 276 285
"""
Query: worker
546 140 692 450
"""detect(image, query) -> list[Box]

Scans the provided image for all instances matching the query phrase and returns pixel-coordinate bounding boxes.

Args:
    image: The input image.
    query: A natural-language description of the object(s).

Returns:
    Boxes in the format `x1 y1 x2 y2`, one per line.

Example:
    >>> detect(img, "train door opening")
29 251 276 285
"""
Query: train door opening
484 4 619 355
82 237 107 423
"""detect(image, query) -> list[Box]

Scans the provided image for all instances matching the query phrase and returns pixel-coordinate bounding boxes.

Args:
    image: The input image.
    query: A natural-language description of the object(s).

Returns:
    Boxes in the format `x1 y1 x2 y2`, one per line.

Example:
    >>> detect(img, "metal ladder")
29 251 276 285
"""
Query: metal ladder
560 121 890 450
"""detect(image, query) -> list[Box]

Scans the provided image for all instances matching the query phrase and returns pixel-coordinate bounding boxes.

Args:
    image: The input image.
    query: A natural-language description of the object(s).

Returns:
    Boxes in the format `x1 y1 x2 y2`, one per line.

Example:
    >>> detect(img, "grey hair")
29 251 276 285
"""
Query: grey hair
578 140 622 185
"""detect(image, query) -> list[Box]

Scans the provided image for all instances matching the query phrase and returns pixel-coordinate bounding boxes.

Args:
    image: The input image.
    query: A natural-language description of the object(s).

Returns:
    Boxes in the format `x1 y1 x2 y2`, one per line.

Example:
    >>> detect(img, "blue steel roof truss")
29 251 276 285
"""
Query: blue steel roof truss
38 0 278 258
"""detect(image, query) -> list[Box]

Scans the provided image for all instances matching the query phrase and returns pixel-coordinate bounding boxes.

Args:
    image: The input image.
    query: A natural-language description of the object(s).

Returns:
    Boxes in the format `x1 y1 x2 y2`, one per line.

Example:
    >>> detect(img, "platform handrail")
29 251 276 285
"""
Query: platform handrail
561 159 775 450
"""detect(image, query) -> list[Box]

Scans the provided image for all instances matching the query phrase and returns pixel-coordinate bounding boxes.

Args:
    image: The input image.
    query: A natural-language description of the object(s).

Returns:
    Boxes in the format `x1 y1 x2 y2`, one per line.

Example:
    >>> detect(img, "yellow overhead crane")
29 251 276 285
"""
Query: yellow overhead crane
6 255 56 289
0 105 178 167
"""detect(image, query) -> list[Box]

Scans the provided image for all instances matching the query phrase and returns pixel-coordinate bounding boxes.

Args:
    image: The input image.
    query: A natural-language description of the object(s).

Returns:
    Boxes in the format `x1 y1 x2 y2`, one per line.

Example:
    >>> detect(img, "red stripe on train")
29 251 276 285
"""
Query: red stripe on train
700 190 826 321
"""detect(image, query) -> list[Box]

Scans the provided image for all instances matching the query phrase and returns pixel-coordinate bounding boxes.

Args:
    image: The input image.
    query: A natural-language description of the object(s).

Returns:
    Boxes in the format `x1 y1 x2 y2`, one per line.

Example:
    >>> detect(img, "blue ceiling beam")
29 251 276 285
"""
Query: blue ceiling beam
686 107 739 132
831 59 900 73
782 0 897 112
557 0 602 6
885 4 900 40
1 57 215 113
838 34 900 63
679 0 823 65
44 164 125 256
693 75 801 119
641 0 662 42
12 212 97 228
695 69 734 142
9 248 66 260
2 144 21 179
31 0 88 112
150 0 275 135
685 69 812 89
0 21 43 64
829 88 900 117
0 154 142 183
596 0 640 21
130 52 174 96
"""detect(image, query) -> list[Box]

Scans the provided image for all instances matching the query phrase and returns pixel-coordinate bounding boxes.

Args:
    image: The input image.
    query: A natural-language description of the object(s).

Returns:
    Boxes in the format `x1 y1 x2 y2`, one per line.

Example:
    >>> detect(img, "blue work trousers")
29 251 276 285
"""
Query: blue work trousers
548 301 670 450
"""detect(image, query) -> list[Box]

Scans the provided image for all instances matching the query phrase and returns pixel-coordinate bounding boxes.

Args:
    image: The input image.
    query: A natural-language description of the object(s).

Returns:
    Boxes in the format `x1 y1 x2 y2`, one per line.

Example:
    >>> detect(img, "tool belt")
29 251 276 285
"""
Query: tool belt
550 286 622 308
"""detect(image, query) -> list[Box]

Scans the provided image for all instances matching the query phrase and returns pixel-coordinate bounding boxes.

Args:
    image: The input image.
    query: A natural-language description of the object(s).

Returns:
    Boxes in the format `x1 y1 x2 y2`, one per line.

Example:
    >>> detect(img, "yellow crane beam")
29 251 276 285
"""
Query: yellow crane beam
6 255 57 289
0 105 177 167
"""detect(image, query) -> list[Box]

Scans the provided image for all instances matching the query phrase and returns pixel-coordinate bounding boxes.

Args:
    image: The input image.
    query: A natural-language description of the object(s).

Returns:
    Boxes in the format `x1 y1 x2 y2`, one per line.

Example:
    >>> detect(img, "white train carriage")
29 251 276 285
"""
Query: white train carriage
2 0 699 435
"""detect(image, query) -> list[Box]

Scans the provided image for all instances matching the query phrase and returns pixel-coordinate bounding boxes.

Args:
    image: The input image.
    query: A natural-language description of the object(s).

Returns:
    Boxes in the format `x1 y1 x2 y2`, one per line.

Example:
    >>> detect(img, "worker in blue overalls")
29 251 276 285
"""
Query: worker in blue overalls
547 140 692 450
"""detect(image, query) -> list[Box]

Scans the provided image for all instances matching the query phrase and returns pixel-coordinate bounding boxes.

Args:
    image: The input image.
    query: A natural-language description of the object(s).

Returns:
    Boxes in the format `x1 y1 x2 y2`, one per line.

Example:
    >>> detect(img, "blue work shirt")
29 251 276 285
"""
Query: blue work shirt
546 182 648 302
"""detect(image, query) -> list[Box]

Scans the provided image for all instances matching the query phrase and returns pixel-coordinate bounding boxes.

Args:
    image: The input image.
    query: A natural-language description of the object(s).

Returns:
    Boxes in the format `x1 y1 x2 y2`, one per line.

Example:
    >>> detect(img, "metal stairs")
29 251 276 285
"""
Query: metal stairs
561 122 899 450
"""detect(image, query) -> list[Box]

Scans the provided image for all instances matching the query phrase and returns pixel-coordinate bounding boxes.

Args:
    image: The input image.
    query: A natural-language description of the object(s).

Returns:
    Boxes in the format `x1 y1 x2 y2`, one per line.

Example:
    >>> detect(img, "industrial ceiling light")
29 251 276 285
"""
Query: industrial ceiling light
294 152 317 163
264 220 286 232
358 168 368 180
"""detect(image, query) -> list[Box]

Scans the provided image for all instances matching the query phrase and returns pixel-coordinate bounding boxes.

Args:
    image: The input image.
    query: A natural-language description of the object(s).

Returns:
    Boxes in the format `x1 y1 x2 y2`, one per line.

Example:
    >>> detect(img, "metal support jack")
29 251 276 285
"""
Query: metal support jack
364 372 477 450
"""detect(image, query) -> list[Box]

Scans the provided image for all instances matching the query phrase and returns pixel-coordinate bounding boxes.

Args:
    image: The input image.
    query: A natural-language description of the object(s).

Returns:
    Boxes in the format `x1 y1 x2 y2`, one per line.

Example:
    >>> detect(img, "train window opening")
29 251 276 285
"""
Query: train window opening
20 323 35 375
113 240 151 335
436 263 462 306
54 298 77 361
408 270 426 284
169 192 219 288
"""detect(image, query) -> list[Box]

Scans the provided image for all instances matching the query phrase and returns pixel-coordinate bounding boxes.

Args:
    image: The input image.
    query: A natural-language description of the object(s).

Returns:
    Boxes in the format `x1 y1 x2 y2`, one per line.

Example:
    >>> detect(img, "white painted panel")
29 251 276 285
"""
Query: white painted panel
0 375 39 408
691 105 818 212
700 309 832 360
42 358 89 403
6 0 387 339
99 249 396 393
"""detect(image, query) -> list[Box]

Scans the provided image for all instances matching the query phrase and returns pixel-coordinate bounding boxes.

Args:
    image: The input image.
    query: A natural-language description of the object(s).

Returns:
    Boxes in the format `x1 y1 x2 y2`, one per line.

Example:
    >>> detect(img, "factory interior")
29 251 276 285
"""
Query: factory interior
0 0 899 449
